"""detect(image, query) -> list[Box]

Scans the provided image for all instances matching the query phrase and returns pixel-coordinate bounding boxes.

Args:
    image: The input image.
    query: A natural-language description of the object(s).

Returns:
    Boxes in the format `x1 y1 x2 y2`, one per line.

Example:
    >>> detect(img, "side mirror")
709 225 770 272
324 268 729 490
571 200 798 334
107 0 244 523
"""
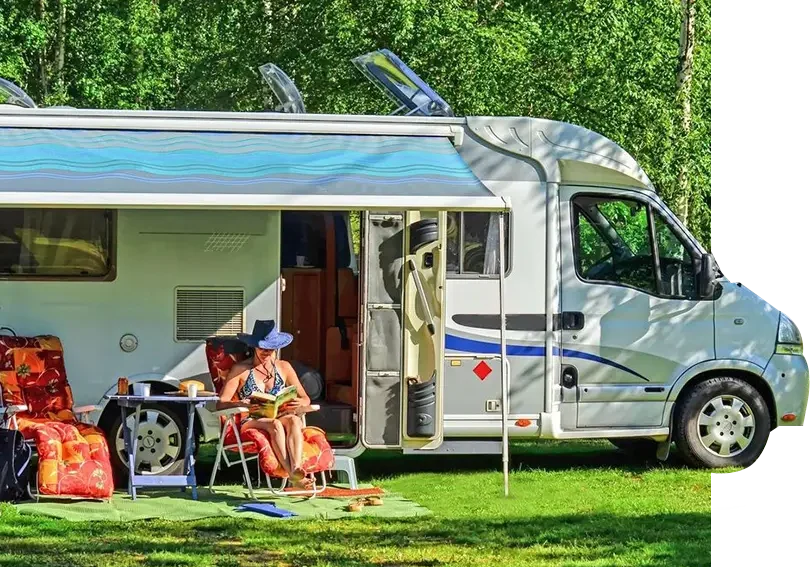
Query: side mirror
698 253 718 299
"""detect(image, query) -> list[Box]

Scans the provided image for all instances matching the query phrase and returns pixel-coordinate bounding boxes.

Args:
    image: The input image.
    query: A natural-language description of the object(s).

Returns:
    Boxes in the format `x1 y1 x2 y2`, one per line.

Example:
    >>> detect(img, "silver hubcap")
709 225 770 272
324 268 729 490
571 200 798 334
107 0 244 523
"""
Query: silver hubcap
115 409 183 474
697 395 756 458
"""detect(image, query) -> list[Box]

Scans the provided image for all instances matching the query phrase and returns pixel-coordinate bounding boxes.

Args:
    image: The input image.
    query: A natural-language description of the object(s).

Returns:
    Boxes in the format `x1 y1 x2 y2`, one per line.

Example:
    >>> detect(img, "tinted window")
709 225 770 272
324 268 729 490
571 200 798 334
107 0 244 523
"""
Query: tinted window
0 209 113 278
447 212 510 275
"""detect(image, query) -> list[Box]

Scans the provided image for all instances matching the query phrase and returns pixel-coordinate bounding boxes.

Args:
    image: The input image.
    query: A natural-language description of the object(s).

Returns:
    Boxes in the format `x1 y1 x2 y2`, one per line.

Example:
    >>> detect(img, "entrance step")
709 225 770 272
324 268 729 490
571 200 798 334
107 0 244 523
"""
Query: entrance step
307 402 354 435
329 455 359 489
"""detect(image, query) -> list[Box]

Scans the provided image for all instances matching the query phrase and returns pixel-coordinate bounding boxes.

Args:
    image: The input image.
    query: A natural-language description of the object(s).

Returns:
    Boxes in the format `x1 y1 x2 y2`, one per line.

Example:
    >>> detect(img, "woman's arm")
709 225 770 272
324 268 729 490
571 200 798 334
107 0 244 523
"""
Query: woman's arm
216 366 249 410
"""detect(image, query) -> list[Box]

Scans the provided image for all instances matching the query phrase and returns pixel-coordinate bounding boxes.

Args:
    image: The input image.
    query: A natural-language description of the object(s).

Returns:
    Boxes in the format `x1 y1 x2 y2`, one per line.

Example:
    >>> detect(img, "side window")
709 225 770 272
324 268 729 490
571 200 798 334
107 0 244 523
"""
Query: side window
446 212 510 276
0 208 114 279
654 212 696 298
573 197 656 294
572 195 698 299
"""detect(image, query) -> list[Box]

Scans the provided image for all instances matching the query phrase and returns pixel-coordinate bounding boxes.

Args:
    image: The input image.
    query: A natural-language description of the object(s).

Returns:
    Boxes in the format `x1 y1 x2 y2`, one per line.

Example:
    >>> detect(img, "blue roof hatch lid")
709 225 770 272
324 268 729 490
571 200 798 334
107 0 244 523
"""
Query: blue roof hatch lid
0 78 36 109
352 49 453 117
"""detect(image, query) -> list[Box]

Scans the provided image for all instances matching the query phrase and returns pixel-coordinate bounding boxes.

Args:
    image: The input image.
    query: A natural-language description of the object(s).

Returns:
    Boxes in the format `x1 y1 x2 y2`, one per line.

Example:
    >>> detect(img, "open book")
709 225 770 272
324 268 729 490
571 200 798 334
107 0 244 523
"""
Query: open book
248 386 298 420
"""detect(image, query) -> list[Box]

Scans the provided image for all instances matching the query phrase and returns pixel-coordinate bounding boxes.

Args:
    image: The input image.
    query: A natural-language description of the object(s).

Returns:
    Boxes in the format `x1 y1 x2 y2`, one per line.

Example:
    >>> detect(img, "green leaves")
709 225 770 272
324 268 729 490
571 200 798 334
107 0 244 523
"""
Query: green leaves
0 0 710 245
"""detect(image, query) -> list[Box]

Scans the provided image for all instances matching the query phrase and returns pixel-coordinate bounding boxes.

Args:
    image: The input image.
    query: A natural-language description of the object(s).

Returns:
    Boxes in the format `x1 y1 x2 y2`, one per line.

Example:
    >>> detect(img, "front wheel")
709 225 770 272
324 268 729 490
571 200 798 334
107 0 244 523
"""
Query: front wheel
673 377 770 468
106 403 195 483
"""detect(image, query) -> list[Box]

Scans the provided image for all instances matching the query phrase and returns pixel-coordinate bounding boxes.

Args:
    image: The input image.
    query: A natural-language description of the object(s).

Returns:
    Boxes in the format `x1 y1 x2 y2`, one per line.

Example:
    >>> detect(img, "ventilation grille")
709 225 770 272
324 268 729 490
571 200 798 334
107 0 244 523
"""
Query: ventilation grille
204 233 251 253
175 288 245 341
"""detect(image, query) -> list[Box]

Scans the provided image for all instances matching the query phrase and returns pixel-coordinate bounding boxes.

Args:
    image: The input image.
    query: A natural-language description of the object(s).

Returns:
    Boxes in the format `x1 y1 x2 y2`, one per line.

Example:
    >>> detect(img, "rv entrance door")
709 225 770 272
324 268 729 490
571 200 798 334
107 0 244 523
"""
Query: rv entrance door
360 211 447 450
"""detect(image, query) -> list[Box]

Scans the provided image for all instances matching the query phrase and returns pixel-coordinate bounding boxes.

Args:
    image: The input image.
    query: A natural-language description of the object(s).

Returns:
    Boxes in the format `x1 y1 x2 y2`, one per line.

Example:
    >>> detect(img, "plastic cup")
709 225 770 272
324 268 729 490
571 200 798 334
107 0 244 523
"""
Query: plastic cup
187 383 199 398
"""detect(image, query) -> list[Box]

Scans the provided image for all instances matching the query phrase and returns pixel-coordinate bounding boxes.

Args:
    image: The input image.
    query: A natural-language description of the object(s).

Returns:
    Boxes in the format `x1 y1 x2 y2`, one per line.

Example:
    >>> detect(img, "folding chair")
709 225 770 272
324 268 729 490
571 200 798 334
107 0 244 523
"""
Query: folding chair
204 337 335 499
0 333 113 501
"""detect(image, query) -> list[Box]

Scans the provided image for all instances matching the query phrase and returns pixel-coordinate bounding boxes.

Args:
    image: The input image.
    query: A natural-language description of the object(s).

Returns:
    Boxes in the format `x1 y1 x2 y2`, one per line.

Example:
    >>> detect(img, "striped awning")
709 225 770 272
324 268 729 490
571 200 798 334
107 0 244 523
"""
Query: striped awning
0 128 506 211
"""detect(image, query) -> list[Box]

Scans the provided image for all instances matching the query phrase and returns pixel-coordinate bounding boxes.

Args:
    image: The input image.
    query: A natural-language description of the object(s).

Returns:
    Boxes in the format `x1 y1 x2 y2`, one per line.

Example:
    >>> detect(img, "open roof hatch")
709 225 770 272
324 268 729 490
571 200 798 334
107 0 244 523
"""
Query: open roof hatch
0 78 37 108
352 49 453 117
259 62 306 113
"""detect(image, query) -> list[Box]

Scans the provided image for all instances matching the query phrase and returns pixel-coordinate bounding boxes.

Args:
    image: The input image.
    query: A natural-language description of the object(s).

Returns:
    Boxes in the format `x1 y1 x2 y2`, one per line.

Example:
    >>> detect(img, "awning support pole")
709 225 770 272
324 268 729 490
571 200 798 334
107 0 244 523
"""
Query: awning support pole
498 211 509 497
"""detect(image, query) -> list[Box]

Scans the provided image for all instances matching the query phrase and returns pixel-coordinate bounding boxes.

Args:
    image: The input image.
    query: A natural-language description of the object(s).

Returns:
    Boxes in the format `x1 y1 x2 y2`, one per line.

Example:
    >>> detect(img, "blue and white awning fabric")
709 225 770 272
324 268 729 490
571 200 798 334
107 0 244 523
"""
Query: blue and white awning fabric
0 128 505 211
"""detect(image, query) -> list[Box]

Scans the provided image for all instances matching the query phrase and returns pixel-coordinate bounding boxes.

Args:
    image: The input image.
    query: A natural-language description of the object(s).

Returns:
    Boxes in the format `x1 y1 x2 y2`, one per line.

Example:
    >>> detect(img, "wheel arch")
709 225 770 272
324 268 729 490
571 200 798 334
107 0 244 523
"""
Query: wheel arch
666 362 777 431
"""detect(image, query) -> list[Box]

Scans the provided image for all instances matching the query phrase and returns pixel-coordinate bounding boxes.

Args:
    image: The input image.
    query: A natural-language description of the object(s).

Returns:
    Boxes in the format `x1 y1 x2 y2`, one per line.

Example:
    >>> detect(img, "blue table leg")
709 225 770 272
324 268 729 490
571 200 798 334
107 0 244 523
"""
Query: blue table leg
121 404 141 501
185 402 197 500
132 404 143 500
119 405 132 499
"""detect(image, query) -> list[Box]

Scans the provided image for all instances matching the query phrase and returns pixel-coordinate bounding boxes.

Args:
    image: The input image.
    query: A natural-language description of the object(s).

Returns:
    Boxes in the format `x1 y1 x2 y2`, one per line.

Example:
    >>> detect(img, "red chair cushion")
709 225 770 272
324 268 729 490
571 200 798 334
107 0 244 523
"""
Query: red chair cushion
0 335 75 421
0 335 113 499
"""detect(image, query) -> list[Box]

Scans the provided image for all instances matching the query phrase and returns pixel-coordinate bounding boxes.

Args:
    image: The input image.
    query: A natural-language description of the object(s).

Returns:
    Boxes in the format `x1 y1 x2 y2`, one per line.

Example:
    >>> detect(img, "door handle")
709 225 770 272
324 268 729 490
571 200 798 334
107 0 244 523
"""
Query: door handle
561 365 578 389
561 311 584 331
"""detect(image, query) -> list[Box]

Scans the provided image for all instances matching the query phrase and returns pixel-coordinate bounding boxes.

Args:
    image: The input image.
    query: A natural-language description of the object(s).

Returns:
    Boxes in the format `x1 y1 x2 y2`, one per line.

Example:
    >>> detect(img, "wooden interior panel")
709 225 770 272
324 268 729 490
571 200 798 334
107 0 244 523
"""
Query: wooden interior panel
281 268 323 372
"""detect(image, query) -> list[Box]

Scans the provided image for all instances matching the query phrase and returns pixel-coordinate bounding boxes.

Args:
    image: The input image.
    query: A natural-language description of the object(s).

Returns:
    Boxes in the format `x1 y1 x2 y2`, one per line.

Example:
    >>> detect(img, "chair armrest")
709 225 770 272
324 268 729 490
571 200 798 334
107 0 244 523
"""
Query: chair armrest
3 404 27 415
211 406 249 417
73 405 101 414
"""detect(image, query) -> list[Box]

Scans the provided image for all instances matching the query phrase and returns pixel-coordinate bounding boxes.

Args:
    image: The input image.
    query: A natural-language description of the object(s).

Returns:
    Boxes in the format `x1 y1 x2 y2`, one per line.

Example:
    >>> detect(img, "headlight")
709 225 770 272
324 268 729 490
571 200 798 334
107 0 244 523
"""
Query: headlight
776 313 803 355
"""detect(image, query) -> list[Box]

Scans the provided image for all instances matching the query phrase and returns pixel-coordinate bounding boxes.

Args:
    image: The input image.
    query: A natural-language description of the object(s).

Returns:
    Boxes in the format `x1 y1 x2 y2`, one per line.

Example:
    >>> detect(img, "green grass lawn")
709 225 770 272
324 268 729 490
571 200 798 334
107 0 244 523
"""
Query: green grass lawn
0 440 711 567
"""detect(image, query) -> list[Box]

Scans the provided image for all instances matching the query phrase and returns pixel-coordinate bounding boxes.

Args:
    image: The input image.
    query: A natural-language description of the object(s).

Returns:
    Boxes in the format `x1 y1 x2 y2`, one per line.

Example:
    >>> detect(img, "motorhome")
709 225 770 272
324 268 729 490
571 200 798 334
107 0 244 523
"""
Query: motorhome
0 52 806 487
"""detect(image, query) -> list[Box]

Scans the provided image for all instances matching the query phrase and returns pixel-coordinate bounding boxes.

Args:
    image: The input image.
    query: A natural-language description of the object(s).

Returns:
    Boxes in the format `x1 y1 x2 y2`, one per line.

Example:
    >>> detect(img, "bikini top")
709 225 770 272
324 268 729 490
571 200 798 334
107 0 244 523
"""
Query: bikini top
237 363 285 401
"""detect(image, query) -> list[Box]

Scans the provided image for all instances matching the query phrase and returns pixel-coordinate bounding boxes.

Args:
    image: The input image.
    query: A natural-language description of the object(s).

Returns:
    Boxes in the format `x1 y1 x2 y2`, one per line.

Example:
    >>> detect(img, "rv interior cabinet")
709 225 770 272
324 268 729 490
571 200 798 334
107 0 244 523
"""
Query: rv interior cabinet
281 268 323 371
325 268 359 405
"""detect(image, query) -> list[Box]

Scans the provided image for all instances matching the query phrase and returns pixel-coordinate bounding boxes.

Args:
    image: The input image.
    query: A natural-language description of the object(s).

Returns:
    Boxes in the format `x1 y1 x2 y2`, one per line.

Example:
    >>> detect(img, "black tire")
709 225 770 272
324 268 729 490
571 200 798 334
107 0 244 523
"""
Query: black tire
609 438 660 459
104 402 195 485
409 218 439 253
673 377 770 468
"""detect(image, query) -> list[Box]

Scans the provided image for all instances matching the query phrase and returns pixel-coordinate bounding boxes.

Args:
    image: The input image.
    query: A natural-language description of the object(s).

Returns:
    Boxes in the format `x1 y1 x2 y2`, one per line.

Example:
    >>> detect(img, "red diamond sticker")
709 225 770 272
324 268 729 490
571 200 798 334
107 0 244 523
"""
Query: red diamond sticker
473 361 492 381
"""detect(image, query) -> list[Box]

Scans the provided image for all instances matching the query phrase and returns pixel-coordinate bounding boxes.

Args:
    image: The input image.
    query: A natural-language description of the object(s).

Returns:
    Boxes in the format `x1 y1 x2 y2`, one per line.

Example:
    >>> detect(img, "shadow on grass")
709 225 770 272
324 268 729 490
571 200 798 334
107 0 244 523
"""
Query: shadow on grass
1 510 710 567
191 440 693 485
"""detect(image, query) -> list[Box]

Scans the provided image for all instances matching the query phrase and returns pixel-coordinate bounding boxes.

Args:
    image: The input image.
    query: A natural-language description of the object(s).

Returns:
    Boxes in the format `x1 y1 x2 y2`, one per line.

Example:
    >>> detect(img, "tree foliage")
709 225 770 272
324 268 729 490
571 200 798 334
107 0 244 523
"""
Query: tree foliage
0 0 711 245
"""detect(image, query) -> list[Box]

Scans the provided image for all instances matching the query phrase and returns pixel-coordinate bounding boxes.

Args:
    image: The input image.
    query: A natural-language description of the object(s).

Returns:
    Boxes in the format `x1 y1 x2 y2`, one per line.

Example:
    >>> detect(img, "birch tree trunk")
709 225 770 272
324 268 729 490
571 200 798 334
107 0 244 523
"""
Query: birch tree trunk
56 0 66 93
675 0 696 225
36 0 49 98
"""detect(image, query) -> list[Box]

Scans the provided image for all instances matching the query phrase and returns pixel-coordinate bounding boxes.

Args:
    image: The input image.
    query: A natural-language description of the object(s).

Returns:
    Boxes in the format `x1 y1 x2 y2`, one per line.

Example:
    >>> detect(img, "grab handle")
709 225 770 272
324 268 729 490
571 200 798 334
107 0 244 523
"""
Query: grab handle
407 258 436 335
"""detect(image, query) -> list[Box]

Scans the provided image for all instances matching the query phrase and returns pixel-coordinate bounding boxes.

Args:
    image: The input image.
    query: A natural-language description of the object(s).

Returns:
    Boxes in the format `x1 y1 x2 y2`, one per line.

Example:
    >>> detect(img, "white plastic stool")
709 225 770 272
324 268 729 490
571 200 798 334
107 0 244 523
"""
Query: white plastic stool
330 455 358 489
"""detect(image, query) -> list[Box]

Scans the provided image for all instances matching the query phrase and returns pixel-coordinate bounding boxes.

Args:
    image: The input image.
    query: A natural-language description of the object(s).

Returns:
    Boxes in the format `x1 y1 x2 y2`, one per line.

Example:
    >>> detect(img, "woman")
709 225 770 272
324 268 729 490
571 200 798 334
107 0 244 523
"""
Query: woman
217 320 314 489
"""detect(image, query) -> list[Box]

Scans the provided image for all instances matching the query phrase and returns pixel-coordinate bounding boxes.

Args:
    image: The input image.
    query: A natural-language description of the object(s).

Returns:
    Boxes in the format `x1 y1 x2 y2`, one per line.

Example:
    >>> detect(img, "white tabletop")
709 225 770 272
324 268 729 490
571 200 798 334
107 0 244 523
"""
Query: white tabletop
106 394 219 403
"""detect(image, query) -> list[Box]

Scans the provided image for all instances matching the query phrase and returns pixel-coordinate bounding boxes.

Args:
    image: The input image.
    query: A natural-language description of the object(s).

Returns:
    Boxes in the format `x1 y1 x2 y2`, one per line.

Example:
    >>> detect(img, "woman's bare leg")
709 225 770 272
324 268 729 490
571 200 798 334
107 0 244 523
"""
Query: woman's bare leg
280 415 312 488
243 418 294 477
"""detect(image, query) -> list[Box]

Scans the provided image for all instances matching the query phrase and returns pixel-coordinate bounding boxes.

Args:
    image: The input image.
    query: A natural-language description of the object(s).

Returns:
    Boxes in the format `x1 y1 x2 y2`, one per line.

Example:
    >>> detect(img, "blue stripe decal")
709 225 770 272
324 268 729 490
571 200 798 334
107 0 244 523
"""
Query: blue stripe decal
445 334 649 382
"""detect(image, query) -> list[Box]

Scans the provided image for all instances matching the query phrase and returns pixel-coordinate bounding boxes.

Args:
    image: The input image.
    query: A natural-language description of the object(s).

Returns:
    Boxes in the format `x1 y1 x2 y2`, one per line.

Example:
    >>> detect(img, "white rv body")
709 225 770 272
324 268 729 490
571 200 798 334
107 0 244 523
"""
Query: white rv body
0 107 806 472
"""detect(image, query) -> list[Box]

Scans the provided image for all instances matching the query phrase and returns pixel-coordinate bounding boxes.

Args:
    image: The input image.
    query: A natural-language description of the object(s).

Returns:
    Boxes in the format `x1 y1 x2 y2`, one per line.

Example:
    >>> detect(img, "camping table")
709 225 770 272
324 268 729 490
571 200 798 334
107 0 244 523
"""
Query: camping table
106 394 219 501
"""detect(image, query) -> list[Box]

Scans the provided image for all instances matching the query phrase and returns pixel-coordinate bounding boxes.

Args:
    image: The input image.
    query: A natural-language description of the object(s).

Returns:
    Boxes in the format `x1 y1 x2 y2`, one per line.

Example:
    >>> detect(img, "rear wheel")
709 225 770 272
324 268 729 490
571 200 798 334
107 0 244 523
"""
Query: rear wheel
105 403 194 483
674 377 770 468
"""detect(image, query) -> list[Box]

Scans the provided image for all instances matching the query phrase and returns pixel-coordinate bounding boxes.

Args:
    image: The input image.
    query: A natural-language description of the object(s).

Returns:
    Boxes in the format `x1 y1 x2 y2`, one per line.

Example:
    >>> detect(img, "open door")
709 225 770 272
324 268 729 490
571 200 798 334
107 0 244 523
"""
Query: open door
401 211 446 450
360 211 447 450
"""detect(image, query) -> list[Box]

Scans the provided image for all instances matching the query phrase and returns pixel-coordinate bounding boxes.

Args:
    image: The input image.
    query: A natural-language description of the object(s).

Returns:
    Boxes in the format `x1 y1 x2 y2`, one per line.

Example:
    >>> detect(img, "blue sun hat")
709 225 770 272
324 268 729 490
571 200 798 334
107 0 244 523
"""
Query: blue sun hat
237 320 293 350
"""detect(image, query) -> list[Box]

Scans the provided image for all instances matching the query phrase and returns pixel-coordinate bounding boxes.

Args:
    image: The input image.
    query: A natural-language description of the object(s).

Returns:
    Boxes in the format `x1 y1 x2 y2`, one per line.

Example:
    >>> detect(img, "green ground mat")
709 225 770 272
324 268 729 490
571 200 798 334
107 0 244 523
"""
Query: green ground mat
14 484 431 522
